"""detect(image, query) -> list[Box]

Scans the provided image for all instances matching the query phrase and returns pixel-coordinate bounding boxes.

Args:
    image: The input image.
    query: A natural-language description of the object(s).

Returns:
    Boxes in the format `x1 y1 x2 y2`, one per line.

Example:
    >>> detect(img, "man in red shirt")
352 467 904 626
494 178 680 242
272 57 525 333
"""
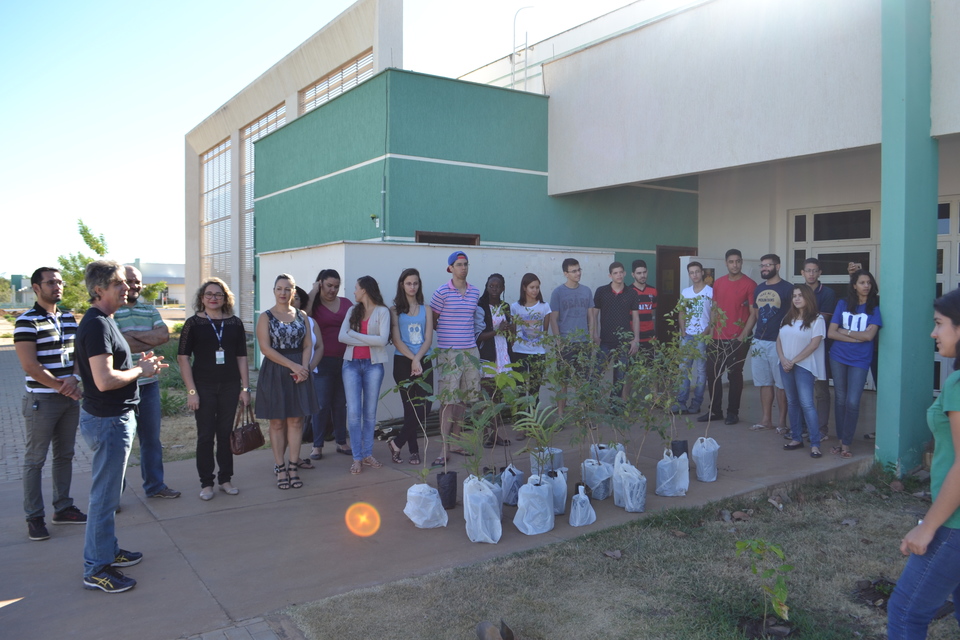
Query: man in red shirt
700 249 757 425
630 259 657 361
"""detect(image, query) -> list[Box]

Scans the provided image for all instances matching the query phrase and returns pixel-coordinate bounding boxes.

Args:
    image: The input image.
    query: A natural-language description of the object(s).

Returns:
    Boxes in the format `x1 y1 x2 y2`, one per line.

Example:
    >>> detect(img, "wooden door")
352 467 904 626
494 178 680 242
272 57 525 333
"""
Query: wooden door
655 245 699 342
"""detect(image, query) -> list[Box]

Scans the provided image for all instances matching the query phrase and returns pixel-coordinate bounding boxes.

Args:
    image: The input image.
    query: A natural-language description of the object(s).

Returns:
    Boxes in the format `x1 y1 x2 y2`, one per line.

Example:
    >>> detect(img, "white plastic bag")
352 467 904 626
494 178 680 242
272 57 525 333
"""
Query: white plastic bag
655 449 689 497
403 483 448 528
513 475 555 535
692 436 720 482
569 485 596 527
590 442 624 465
500 464 525 506
544 467 568 515
530 447 564 476
582 457 614 501
612 451 647 513
463 475 502 543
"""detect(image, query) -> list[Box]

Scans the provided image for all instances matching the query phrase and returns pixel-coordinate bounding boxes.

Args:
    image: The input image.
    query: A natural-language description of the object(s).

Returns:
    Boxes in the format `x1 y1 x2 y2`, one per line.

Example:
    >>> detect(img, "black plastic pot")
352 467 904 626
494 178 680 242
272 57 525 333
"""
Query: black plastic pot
671 439 689 459
436 470 458 510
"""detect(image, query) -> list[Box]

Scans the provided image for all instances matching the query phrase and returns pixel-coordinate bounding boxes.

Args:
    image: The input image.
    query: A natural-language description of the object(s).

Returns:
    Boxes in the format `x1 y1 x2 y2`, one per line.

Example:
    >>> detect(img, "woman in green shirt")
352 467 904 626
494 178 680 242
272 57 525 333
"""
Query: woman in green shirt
887 289 960 638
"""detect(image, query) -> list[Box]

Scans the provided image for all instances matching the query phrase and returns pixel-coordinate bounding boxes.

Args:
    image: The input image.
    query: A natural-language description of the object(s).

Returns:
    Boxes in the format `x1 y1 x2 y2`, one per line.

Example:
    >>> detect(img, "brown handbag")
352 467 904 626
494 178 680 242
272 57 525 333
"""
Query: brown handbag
230 402 264 455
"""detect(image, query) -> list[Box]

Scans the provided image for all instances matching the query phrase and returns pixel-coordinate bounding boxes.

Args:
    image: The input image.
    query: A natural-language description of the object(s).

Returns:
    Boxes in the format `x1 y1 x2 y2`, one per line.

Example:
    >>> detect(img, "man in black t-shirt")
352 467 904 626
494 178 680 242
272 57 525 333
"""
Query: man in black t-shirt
591 261 640 395
75 260 167 593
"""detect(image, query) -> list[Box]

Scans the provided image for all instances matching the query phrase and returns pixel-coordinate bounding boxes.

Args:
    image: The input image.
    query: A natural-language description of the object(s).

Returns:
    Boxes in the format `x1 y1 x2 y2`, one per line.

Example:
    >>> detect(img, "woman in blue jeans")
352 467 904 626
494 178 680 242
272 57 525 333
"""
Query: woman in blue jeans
776 285 826 458
339 276 390 475
827 270 881 458
887 288 960 638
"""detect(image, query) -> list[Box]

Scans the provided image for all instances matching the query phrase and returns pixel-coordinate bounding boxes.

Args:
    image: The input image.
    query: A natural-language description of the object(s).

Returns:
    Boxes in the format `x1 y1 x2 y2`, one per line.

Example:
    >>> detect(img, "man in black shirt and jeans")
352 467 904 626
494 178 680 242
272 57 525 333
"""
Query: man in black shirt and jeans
75 260 167 593
591 261 640 396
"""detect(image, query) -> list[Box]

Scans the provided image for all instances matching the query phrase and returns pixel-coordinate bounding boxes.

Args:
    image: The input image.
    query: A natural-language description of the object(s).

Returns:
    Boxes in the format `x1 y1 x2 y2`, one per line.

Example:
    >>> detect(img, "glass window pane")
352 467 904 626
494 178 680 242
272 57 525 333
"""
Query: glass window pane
794 215 806 242
934 360 941 391
793 250 806 276
818 251 870 276
938 203 950 235
813 209 871 241
937 249 944 275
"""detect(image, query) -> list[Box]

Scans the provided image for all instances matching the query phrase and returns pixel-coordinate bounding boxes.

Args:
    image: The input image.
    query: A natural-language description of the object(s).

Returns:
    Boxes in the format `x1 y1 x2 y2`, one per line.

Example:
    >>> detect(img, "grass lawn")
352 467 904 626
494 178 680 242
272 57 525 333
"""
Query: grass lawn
286 467 955 640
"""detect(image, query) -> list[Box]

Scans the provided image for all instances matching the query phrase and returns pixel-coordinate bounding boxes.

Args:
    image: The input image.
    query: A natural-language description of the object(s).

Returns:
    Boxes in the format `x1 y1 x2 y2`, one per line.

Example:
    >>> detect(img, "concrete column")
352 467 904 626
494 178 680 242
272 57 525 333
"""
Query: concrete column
184 140 202 305
229 129 243 293
877 0 938 472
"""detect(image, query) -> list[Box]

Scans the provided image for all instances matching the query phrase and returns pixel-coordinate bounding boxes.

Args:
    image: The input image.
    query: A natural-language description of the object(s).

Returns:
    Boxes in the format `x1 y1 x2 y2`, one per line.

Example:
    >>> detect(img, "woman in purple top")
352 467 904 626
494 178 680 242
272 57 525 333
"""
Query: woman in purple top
307 270 353 459
827 270 881 458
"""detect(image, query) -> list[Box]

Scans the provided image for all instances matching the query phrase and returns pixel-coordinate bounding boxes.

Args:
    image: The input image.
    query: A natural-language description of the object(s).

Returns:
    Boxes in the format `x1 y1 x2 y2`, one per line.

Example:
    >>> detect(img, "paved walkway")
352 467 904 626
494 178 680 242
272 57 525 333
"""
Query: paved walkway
0 339 878 640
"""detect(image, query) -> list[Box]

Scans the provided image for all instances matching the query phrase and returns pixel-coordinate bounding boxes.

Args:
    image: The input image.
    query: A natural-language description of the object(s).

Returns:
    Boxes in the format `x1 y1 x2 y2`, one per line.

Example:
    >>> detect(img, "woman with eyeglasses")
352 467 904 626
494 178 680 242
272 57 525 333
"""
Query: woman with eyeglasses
256 274 319 489
178 279 250 500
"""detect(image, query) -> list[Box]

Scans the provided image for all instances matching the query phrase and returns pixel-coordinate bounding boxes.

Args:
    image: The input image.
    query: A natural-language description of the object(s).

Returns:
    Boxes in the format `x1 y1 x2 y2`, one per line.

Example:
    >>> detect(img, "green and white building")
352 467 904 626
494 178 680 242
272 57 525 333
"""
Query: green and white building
186 0 959 470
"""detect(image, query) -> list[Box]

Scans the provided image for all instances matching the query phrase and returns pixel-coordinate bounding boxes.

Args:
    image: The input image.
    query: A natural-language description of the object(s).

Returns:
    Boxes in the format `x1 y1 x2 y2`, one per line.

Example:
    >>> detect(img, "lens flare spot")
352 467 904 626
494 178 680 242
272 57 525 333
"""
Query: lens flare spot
345 502 380 537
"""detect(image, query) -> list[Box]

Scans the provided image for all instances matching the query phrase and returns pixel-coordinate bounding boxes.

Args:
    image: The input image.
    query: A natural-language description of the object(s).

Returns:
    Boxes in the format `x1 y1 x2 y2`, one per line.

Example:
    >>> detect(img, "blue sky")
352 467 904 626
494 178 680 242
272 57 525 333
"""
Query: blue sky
0 0 633 278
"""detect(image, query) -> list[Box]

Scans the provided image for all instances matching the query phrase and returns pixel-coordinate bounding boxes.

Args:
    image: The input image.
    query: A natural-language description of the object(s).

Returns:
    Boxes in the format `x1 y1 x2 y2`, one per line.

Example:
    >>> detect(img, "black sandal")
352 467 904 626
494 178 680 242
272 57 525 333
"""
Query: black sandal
388 440 403 464
287 463 303 489
275 464 290 490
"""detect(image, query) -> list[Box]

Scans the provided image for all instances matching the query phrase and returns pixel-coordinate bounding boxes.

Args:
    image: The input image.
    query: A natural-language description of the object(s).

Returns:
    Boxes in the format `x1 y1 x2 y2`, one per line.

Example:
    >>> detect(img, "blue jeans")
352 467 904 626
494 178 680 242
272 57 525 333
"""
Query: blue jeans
80 408 136 578
312 356 348 448
887 525 960 639
677 335 707 412
22 393 79 519
342 359 384 461
779 364 821 447
135 382 167 495
830 358 869 446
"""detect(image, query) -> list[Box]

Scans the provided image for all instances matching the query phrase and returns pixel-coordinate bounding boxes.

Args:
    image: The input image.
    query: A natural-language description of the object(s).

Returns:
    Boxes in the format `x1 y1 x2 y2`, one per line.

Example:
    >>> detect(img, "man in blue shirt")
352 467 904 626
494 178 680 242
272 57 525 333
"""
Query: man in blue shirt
750 254 793 431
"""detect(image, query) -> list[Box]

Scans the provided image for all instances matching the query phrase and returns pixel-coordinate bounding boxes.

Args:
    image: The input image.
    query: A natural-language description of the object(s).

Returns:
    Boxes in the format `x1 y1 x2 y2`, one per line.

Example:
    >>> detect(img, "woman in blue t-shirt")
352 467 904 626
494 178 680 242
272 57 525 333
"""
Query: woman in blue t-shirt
827 270 881 458
887 288 960 638
388 268 433 466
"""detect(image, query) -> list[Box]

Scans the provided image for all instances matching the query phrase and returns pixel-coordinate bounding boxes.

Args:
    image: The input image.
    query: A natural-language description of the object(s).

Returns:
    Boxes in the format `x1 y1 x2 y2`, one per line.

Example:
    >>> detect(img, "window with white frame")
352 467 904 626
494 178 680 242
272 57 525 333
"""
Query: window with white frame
201 138 232 287
300 49 374 114
240 105 286 328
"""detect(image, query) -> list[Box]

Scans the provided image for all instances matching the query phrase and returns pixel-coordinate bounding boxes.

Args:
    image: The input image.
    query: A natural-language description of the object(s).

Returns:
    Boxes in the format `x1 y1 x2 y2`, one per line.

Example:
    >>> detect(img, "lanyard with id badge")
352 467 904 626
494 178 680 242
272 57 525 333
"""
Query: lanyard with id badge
50 312 73 368
206 313 226 365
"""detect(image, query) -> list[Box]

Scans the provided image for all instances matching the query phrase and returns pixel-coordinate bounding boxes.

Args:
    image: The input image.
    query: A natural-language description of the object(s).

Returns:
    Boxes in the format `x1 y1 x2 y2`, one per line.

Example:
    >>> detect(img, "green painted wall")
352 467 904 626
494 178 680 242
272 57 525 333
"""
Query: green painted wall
254 68 697 272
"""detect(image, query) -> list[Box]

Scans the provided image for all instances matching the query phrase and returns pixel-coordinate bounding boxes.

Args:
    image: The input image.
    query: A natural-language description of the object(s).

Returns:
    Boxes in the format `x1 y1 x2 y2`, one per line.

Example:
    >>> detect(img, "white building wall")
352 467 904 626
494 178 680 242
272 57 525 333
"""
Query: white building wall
545 0 882 195
932 0 960 137
258 241 614 422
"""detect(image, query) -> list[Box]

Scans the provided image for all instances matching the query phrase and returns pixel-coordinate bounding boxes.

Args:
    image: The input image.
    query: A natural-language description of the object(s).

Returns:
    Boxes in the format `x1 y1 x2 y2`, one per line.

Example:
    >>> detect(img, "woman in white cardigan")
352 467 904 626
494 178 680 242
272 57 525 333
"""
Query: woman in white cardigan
339 276 391 474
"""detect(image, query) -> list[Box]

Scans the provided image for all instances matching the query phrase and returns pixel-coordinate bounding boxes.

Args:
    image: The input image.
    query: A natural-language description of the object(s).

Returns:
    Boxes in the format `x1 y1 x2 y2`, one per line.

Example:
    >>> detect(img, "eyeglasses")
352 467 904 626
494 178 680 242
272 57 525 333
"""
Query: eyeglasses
41 279 64 287
760 263 775 269
204 292 225 299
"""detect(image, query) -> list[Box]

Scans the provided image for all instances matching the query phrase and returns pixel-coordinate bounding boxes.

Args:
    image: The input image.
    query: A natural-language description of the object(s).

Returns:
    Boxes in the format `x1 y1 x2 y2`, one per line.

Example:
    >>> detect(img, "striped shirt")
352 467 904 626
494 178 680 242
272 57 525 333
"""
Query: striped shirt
113 301 165 386
14 303 78 393
631 284 658 343
430 280 481 349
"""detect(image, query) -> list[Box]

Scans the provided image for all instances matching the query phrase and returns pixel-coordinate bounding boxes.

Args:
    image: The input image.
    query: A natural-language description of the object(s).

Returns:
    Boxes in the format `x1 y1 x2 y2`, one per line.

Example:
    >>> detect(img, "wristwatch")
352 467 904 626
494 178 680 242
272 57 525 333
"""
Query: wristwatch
188 389 197 396
241 387 249 393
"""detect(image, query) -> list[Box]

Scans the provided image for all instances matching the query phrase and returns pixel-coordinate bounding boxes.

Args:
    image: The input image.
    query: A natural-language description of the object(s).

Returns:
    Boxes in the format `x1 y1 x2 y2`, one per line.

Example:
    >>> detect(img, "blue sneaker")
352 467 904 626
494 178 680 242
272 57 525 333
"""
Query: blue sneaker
111 549 143 567
83 566 136 593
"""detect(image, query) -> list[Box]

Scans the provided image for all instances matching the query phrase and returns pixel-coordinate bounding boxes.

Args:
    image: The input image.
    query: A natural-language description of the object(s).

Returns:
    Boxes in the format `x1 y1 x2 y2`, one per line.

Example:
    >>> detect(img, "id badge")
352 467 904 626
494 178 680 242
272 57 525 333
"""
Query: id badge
215 349 225 365
61 348 73 368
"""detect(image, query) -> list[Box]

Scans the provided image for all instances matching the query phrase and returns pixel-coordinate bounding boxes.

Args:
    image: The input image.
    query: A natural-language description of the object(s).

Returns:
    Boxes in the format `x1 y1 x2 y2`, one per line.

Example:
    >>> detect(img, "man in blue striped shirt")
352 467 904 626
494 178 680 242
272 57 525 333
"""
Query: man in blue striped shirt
14 267 87 541
429 251 481 465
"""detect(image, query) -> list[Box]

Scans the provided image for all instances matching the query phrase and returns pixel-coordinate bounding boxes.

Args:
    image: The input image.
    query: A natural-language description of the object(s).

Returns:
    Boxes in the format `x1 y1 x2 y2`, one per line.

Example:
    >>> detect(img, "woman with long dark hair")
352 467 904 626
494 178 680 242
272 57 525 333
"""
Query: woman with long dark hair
776 285 825 458
887 288 960 637
827 269 881 458
476 273 514 448
306 270 352 459
178 278 250 499
388 268 434 465
339 276 391 474
255 274 318 489
510 272 551 402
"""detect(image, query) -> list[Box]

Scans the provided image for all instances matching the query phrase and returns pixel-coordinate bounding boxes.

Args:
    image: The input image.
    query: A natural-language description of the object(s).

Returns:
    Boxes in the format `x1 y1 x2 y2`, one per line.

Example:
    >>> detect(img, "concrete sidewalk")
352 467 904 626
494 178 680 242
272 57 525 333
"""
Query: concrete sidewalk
0 342 878 640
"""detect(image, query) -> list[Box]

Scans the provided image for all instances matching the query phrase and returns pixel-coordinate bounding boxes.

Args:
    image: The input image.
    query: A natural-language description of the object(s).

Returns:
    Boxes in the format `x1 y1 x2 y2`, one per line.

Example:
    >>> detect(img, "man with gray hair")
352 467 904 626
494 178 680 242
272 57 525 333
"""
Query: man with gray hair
75 260 167 593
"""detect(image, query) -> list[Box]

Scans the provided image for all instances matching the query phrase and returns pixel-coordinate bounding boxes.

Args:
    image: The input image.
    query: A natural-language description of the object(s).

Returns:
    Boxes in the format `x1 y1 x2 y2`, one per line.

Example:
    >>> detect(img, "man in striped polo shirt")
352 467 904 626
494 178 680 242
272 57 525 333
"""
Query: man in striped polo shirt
14 267 87 541
112 265 180 499
429 251 481 465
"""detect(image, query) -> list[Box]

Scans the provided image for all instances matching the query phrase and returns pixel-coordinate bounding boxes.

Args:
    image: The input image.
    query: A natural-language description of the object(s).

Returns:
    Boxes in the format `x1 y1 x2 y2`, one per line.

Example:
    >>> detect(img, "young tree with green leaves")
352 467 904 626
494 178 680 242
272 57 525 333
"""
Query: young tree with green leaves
57 220 107 312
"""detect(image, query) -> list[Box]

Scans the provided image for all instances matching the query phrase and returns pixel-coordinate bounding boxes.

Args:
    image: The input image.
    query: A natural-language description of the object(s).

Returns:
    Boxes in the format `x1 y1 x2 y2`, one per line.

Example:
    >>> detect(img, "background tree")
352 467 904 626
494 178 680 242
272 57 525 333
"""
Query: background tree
0 275 12 304
58 219 107 312
141 281 168 304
